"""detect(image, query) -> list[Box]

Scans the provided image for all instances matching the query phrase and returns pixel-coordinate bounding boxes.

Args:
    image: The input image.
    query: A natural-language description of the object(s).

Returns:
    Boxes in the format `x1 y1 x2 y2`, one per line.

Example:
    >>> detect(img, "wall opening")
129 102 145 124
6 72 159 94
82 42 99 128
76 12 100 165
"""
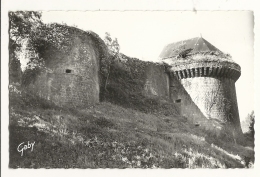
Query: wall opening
175 99 181 103
195 123 200 127
66 69 72 73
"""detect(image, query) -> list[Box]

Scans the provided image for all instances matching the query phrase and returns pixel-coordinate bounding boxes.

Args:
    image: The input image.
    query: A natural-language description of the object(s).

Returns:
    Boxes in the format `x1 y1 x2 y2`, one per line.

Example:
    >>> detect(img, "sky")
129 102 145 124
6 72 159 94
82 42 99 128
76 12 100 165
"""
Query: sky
41 11 254 121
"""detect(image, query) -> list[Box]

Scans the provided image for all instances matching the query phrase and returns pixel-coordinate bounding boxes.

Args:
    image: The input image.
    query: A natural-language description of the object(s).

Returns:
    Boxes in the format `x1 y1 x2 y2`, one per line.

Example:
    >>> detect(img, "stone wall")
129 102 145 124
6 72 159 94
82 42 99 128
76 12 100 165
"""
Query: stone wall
26 28 108 108
167 58 243 137
180 77 242 136
169 75 215 128
143 64 170 100
169 61 241 82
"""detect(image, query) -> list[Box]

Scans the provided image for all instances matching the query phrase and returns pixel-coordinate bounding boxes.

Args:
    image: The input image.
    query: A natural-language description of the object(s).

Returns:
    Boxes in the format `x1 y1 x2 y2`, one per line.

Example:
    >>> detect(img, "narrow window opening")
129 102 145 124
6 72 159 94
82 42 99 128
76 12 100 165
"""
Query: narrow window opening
66 69 72 73
175 99 181 103
195 123 200 127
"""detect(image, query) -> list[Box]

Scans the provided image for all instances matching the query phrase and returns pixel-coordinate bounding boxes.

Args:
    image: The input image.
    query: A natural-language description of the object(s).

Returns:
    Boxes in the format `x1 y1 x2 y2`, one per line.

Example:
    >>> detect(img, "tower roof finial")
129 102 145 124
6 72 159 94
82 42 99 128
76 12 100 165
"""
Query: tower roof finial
200 33 202 38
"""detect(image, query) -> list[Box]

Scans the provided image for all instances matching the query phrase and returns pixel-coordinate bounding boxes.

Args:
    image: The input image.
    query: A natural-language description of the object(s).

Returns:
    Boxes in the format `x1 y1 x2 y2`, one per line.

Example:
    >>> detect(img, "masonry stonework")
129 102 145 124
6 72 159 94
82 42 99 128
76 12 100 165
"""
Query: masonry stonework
168 60 243 137
160 37 243 138
25 29 243 139
169 75 206 120
26 26 108 108
144 64 170 100
181 77 241 132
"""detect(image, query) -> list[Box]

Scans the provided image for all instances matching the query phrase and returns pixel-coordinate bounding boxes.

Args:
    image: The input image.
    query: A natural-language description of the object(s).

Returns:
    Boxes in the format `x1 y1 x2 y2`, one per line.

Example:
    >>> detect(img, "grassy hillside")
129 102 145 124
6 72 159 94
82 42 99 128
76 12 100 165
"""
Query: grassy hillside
9 81 254 168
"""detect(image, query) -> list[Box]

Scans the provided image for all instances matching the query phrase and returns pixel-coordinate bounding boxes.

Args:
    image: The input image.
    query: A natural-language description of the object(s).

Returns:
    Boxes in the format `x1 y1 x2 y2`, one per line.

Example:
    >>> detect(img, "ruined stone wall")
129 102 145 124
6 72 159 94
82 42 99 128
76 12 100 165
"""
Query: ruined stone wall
143 64 170 100
27 28 108 108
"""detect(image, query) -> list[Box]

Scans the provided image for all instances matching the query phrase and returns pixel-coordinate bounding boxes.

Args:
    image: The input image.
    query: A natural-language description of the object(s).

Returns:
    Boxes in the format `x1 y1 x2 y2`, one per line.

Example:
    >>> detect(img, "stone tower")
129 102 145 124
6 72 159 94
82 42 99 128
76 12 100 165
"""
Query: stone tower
160 37 243 137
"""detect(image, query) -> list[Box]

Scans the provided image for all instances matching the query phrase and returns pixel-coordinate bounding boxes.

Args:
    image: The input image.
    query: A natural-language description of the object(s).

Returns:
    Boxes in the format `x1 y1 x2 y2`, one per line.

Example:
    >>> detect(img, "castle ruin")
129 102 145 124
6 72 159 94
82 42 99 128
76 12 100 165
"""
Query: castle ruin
23 25 243 138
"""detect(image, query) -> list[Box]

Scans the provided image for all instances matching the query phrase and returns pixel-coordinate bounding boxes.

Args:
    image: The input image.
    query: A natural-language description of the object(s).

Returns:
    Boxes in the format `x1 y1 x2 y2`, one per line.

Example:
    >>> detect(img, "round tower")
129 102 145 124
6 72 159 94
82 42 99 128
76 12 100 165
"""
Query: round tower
160 37 243 137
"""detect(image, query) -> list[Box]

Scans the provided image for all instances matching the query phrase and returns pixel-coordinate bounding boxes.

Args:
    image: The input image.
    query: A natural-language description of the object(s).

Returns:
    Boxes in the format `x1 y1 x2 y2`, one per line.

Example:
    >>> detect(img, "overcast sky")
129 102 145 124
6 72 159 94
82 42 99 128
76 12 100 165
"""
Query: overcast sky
41 11 254 121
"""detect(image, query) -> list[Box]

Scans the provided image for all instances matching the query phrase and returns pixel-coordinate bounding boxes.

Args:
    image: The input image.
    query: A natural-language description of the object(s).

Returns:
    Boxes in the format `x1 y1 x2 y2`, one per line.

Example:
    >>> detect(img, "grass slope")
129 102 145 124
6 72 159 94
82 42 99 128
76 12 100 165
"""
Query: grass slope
9 83 254 168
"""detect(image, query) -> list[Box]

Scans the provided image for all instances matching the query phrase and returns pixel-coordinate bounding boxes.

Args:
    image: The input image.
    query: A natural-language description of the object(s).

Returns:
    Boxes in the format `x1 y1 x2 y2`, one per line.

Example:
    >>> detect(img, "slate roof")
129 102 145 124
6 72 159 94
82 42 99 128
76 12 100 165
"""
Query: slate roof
159 37 223 59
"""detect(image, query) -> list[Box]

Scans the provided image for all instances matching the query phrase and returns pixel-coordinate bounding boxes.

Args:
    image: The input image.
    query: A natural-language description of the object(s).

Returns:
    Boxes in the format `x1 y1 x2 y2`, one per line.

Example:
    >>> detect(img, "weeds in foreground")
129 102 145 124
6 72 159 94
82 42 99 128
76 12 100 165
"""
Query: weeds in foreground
9 83 254 168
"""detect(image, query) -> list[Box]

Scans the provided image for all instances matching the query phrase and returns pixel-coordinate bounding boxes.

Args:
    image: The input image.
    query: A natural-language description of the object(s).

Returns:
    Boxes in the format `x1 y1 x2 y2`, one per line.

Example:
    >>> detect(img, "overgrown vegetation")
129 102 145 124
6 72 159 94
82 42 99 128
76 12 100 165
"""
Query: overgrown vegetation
162 41 232 62
9 11 42 83
100 54 179 116
241 111 255 149
9 83 254 168
162 41 237 67
9 11 108 87
165 51 238 67
102 32 121 90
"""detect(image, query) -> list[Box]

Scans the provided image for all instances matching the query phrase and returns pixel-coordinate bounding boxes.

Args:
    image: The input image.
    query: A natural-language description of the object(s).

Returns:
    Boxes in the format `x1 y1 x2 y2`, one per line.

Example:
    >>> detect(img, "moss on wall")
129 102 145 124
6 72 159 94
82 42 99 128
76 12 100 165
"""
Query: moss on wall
143 63 169 100
100 56 178 115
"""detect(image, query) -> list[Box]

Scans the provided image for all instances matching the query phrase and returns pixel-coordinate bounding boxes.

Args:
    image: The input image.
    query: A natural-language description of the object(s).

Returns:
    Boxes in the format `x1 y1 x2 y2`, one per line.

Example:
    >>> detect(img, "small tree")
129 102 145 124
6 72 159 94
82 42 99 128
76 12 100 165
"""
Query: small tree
103 32 120 90
248 111 255 137
9 11 42 83
104 32 120 57
242 110 255 145
10 14 73 86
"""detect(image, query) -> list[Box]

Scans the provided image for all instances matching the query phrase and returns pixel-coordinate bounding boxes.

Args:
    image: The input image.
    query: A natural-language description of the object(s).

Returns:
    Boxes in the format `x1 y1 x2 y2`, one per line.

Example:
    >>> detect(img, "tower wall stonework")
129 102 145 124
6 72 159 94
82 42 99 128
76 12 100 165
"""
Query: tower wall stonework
180 77 241 133
169 74 207 122
168 74 228 137
169 60 243 136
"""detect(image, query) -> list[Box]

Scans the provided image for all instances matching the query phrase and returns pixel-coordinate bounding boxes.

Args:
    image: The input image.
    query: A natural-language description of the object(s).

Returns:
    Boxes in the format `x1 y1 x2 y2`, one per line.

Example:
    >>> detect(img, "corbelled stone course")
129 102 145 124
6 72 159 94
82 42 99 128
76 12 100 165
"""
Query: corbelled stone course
170 61 241 81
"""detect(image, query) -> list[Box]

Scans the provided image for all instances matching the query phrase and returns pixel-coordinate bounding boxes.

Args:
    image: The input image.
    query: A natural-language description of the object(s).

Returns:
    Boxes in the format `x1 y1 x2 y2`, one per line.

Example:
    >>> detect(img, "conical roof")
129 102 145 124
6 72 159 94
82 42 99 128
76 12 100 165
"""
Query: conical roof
159 37 223 59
